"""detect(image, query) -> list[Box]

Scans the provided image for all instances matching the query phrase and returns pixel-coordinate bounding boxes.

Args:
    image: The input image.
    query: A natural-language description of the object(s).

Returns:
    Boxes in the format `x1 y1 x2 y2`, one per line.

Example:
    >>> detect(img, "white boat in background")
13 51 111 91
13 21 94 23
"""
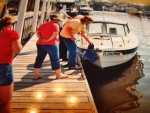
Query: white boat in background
76 19 139 69
76 4 93 15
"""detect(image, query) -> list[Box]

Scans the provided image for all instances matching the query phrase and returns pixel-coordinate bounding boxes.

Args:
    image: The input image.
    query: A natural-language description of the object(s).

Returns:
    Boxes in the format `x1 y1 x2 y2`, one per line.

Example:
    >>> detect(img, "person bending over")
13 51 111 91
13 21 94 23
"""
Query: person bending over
60 16 93 70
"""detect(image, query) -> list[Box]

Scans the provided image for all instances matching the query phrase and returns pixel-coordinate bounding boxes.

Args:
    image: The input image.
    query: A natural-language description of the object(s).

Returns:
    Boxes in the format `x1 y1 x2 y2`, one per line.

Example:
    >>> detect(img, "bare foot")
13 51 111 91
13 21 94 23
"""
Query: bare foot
56 73 68 79
33 75 43 80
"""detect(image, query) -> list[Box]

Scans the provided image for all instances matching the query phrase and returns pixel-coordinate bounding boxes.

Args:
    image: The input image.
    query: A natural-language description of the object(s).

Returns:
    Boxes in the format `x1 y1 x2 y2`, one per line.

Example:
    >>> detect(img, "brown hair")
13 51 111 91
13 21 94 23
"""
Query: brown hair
80 16 93 23
0 15 15 33
50 14 58 20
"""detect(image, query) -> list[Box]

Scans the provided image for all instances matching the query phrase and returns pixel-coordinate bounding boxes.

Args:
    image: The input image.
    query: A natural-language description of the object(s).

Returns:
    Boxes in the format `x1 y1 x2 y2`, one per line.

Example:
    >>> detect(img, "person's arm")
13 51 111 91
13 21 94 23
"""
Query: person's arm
80 31 92 44
36 30 47 43
12 39 22 53
11 31 22 54
36 30 42 39
63 10 72 19
67 16 72 19
47 31 59 42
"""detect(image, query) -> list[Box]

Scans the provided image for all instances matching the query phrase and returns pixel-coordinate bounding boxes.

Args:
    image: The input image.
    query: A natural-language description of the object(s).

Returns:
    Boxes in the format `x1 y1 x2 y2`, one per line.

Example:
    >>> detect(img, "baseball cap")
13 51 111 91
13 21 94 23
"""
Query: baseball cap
55 4 63 9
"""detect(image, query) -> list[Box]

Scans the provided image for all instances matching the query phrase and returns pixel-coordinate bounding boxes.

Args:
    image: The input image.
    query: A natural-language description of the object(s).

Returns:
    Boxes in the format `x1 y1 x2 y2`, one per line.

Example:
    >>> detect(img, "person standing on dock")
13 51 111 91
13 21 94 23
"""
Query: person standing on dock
0 15 22 113
60 16 93 70
51 4 72 61
33 14 68 80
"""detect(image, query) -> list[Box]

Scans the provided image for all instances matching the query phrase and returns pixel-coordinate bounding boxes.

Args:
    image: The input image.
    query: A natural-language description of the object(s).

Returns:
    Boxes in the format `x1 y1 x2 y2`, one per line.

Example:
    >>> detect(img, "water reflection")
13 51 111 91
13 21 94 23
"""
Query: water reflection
82 53 144 113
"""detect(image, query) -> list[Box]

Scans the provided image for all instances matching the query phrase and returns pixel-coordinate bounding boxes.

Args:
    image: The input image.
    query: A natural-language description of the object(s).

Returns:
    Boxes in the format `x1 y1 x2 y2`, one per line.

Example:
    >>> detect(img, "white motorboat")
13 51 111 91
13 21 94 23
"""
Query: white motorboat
76 19 139 68
76 4 93 15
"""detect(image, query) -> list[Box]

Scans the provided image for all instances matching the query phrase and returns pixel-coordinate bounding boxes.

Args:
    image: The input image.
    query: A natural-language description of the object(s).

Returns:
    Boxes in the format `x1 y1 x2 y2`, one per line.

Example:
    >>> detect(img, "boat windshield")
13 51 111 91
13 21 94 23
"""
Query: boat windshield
87 23 129 36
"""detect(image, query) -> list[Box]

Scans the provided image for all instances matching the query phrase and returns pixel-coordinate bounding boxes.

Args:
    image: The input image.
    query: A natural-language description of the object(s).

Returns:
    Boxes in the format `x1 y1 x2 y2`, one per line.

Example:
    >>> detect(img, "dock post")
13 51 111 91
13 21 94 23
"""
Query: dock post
31 0 40 33
39 0 47 25
15 0 28 40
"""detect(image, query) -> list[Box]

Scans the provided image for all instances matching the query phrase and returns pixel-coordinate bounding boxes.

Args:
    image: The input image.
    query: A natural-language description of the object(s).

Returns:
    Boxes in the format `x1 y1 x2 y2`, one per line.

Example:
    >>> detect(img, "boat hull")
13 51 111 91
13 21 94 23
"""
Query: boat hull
78 46 138 69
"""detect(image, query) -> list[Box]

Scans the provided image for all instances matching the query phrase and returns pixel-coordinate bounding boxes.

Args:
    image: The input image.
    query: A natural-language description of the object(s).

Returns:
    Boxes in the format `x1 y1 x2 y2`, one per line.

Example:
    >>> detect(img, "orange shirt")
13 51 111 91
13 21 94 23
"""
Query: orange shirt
60 19 86 38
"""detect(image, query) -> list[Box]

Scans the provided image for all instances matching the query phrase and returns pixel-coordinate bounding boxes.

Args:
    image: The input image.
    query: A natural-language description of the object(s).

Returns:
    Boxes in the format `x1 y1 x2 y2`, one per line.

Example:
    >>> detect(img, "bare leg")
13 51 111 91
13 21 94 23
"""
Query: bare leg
55 68 68 79
33 68 43 80
0 83 14 113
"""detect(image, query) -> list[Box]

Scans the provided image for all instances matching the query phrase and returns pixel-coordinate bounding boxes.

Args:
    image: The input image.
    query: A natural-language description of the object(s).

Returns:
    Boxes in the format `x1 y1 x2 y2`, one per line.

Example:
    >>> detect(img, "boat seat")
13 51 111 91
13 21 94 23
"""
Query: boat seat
109 28 117 35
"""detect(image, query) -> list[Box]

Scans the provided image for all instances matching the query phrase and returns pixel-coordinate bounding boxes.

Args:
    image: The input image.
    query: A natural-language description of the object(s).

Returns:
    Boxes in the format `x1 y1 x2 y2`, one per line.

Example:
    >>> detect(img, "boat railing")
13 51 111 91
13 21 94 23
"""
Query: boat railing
88 33 126 47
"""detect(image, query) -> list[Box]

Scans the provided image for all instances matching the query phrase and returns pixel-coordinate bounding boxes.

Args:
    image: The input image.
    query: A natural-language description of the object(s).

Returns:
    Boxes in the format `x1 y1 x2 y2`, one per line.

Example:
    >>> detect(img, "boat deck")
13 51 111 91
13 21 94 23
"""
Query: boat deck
12 34 98 113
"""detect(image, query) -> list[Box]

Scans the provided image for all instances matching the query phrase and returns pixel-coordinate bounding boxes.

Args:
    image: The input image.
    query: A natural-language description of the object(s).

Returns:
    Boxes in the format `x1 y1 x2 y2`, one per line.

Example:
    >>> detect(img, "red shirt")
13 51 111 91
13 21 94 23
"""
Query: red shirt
36 21 59 45
0 28 19 64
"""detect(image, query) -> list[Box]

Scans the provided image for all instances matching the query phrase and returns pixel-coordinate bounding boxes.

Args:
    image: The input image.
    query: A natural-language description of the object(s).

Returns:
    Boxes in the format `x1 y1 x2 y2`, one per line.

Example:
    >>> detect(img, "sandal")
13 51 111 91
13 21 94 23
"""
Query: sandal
56 75 68 79
68 66 82 70
33 75 43 80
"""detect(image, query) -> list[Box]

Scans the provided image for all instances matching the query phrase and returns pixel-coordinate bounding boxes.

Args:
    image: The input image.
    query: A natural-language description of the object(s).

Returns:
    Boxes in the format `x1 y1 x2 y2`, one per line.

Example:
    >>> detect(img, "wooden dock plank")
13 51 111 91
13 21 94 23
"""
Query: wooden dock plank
12 34 98 113
12 109 93 113
12 103 91 109
13 91 88 97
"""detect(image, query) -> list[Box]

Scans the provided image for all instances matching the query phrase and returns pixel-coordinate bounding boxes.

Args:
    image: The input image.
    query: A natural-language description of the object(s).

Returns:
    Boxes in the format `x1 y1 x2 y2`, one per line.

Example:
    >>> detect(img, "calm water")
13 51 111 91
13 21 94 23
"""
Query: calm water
82 11 150 113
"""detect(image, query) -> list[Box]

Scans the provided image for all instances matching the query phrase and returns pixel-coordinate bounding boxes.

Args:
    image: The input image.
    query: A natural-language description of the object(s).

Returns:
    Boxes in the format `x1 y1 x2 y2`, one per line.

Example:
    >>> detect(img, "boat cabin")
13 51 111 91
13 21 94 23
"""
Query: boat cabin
87 20 130 36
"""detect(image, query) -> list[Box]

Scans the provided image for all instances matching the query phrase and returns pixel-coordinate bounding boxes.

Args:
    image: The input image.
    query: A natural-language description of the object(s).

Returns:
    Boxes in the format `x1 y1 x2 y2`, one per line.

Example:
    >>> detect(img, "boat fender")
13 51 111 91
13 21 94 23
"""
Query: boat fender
84 44 99 63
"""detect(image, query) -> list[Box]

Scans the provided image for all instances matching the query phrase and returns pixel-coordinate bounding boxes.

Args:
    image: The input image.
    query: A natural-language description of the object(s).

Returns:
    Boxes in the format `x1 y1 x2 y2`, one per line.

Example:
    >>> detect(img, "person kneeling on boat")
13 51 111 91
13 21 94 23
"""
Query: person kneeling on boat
60 16 93 70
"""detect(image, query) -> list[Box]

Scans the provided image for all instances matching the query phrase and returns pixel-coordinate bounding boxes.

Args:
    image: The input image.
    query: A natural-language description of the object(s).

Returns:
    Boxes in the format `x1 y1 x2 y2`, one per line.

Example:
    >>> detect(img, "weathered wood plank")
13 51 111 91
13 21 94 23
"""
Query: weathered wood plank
13 91 88 97
13 87 86 92
14 79 84 83
12 103 91 109
12 109 93 113
13 82 85 87
12 97 89 103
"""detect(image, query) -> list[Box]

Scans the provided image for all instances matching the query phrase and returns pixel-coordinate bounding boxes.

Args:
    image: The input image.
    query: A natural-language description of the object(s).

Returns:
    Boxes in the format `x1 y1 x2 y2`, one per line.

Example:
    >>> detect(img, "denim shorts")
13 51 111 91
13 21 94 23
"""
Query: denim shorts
0 64 14 86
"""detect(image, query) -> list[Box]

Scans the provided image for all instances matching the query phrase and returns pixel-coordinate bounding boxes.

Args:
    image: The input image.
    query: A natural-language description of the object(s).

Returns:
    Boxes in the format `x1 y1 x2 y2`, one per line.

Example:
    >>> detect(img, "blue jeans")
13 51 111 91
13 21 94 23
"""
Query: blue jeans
34 44 60 70
0 64 14 86
61 36 77 68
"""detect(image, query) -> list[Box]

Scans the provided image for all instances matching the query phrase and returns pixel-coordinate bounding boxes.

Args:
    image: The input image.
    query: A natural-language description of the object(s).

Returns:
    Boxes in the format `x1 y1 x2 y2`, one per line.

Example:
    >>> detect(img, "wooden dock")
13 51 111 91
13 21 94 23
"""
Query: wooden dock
12 34 98 113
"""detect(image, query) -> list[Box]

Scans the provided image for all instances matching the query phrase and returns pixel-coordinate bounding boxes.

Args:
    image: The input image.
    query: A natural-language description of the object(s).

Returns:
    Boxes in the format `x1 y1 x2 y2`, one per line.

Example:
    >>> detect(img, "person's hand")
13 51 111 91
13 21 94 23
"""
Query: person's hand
68 16 72 19
89 41 93 45
40 38 48 43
